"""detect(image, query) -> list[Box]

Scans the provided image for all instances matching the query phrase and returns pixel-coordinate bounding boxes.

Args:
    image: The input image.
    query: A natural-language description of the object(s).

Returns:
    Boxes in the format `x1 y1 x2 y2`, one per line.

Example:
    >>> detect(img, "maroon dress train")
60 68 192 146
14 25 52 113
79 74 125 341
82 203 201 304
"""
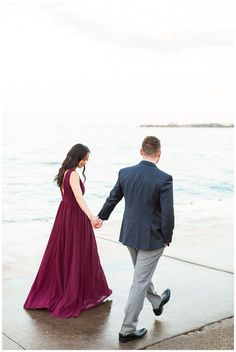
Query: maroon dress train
24 169 112 318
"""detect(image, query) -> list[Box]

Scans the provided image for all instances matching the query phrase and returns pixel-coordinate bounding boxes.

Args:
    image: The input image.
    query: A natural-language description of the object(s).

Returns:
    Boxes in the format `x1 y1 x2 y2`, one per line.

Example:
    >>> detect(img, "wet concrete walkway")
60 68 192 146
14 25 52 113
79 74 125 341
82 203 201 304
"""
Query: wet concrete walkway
2 219 234 350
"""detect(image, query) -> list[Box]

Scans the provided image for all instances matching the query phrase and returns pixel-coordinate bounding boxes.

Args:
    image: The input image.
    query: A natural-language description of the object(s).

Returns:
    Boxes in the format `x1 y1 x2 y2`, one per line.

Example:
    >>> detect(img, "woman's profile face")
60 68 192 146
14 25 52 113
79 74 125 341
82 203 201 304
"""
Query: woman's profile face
78 152 89 168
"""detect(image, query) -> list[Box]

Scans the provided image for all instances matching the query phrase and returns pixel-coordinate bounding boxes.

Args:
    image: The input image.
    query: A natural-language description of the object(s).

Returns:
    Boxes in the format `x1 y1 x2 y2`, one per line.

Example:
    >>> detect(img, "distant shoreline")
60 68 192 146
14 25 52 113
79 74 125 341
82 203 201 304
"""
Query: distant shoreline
140 123 234 128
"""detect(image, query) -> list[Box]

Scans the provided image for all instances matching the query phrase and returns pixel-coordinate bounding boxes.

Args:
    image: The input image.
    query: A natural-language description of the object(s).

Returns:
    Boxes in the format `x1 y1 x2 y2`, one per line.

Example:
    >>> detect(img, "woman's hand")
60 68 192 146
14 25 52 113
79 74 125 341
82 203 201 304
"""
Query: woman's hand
90 216 102 228
95 218 103 229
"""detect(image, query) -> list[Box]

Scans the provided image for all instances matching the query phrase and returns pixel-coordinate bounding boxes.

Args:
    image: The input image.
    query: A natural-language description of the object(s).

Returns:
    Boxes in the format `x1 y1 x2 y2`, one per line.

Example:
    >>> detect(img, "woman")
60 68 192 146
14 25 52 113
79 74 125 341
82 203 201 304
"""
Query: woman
24 144 112 318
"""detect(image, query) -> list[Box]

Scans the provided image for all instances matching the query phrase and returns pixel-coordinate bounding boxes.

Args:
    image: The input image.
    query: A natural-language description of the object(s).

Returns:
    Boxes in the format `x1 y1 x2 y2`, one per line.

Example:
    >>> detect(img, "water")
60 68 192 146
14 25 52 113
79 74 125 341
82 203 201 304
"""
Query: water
2 125 234 225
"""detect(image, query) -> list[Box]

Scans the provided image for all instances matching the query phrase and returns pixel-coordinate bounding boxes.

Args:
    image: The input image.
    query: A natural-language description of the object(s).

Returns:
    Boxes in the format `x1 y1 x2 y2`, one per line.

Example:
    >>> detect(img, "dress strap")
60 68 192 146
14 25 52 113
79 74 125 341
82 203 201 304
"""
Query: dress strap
62 169 73 190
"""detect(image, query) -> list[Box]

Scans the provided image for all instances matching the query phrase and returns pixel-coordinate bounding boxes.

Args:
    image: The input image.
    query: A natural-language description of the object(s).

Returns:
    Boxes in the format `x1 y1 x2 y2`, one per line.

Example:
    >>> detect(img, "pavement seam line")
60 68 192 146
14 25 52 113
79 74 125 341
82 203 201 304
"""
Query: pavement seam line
162 255 234 274
2 332 26 350
96 235 234 274
139 316 234 350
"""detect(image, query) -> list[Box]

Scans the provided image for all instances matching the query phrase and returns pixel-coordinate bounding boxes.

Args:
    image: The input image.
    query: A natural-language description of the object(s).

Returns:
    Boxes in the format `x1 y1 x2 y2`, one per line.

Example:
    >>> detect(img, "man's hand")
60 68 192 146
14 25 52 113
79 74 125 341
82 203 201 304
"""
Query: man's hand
92 217 103 229
94 218 103 229
90 216 100 228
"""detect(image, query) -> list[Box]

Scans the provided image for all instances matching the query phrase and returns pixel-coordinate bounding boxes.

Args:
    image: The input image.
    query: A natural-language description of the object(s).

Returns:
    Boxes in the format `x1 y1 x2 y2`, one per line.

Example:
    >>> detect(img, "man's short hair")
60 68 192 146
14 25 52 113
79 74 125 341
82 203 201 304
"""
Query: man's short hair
142 136 161 155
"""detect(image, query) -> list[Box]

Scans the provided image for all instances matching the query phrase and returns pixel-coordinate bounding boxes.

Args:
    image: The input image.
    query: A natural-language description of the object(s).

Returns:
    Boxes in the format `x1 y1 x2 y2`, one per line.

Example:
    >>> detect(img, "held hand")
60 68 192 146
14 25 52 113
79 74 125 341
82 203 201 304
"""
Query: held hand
90 216 103 229
94 217 103 229
90 216 100 228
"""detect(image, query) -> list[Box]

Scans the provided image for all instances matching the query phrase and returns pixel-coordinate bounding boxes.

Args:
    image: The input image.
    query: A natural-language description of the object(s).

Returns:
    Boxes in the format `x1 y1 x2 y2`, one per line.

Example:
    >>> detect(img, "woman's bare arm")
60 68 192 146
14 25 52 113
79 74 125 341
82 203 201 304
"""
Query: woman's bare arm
69 171 98 225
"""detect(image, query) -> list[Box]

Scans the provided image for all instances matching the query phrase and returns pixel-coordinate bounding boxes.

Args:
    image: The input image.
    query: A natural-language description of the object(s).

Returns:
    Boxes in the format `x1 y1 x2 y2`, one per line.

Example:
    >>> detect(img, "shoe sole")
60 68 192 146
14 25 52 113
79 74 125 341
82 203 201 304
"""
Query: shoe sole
119 330 147 343
155 291 171 316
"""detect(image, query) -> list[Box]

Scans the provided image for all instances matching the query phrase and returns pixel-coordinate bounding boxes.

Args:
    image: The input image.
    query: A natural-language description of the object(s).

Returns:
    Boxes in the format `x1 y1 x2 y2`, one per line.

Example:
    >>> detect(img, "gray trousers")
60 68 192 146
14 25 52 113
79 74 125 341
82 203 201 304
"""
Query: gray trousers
120 246 165 334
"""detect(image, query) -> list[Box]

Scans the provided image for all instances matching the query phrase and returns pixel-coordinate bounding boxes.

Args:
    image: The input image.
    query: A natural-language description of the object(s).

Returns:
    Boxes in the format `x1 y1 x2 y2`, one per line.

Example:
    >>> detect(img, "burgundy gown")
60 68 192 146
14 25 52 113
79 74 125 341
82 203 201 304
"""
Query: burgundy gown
24 169 112 318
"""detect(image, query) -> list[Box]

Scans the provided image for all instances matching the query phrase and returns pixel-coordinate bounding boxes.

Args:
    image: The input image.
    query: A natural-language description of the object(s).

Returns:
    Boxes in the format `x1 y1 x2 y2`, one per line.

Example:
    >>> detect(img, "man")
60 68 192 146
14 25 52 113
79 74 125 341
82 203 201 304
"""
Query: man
97 136 174 343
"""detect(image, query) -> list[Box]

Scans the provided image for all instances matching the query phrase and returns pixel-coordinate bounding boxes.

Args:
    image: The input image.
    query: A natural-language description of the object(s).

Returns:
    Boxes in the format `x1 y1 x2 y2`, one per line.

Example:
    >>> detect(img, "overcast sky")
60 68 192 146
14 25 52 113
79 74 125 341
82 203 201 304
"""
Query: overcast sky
3 0 234 126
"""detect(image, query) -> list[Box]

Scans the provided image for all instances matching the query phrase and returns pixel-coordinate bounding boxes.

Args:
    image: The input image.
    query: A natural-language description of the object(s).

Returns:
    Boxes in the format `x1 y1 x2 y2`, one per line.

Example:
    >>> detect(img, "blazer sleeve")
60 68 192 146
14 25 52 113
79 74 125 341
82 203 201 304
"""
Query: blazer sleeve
159 176 175 244
98 171 124 220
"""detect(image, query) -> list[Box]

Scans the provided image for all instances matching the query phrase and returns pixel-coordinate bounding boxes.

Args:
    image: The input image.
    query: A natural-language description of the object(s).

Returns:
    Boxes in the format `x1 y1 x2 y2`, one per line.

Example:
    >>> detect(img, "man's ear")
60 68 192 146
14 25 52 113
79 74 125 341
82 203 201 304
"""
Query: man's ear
140 148 144 156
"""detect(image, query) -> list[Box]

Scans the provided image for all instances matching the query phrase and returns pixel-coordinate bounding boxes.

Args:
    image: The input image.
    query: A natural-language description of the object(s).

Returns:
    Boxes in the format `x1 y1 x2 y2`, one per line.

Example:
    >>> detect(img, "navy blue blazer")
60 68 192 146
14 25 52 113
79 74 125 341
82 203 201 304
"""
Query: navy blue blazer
98 160 174 250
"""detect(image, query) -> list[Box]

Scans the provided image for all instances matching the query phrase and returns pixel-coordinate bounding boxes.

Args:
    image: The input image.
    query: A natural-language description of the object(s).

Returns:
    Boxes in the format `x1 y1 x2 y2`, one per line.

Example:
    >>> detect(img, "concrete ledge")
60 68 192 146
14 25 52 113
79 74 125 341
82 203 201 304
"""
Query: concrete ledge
145 317 234 350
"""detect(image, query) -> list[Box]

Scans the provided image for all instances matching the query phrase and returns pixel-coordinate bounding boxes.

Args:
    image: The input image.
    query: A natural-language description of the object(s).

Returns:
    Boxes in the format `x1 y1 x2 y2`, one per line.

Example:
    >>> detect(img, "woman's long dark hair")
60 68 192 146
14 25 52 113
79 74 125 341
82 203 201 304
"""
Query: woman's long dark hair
54 144 90 188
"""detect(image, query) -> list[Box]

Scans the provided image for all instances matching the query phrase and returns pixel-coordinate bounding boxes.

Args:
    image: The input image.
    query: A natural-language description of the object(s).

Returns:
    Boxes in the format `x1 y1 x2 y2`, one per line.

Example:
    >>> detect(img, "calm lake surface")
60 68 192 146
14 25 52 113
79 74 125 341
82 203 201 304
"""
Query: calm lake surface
2 126 233 225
